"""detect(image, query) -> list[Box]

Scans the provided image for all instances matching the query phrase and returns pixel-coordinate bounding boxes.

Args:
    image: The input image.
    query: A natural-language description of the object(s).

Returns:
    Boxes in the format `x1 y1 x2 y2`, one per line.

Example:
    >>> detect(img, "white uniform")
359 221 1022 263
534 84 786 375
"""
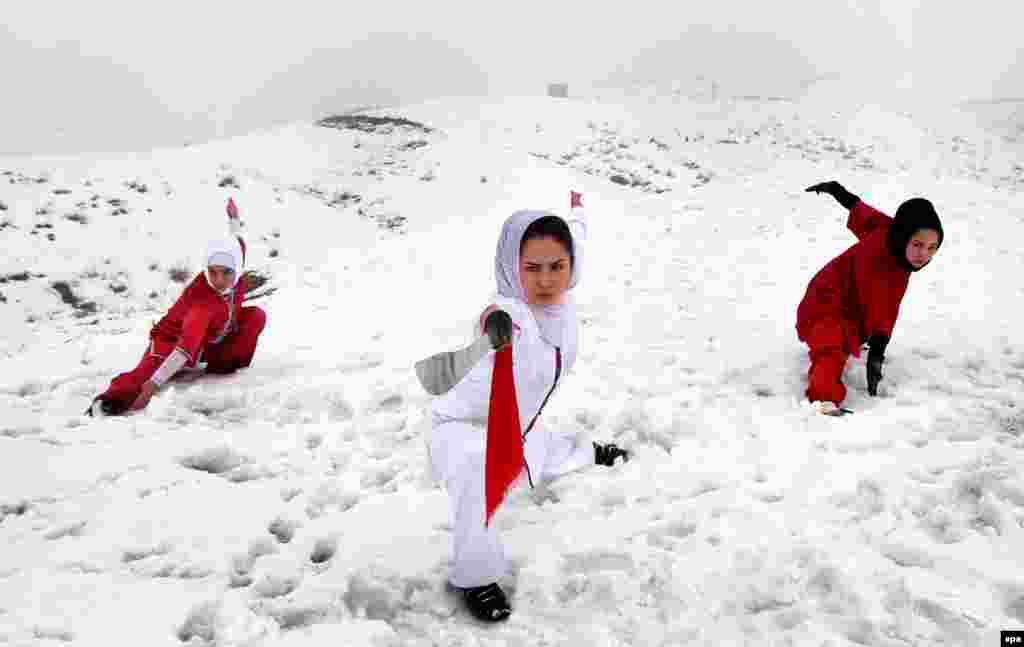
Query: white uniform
425 207 593 588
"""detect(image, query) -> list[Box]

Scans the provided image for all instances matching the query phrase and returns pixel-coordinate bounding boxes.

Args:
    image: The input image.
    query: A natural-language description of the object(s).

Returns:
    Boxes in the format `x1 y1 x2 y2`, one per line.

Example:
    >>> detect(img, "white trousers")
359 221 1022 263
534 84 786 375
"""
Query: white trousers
429 420 593 588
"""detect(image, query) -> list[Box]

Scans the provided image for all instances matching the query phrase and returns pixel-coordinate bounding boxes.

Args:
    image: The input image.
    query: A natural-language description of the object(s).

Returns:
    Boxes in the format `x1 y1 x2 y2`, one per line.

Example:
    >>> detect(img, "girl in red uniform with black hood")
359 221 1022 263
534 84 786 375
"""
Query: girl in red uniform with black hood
87 198 267 416
798 181 943 415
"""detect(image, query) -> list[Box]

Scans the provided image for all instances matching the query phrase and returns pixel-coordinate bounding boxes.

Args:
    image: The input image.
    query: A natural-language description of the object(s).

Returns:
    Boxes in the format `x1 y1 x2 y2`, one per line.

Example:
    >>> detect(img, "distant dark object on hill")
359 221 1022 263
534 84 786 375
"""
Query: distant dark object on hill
548 83 569 98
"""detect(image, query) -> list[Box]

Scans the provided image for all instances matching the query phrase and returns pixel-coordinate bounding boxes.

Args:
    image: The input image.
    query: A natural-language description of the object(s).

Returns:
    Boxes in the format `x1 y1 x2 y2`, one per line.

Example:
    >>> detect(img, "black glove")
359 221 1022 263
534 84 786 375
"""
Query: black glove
594 442 630 466
805 181 860 210
483 310 513 350
866 334 888 396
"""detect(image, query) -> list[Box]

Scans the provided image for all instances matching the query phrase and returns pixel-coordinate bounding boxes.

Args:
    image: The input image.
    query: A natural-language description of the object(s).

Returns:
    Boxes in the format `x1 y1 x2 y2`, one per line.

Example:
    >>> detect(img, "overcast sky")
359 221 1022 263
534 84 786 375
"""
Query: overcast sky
2 0 1020 155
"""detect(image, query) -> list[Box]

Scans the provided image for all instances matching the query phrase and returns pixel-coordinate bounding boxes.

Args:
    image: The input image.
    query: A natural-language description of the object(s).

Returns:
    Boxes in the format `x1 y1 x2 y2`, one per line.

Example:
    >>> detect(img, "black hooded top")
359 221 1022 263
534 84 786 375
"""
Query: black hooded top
887 198 944 272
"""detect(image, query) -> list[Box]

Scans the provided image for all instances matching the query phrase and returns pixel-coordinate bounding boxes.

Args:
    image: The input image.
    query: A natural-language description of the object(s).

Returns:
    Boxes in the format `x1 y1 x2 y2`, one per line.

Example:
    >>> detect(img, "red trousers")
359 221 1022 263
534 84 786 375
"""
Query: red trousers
100 306 266 413
803 318 852 405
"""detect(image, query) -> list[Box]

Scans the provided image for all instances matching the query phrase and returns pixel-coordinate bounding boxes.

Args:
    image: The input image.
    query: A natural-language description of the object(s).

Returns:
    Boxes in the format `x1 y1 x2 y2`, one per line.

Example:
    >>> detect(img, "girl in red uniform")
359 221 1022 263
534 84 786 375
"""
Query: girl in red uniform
798 181 943 415
88 198 267 416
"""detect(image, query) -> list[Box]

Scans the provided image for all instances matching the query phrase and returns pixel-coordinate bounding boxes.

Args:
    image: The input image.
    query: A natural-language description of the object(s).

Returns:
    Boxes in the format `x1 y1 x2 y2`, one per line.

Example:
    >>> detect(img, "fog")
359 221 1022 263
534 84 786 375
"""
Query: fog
2 0 1021 155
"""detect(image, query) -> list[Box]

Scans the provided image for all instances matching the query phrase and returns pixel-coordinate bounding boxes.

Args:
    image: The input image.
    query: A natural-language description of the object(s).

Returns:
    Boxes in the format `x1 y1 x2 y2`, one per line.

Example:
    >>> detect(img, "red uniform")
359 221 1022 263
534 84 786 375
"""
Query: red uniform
796 201 911 404
99 237 267 413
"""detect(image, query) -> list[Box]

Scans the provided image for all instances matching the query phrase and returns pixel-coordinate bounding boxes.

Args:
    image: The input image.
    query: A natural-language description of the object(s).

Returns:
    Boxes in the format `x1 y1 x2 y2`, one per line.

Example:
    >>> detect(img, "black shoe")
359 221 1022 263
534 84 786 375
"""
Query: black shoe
462 583 511 622
594 442 630 466
85 397 117 417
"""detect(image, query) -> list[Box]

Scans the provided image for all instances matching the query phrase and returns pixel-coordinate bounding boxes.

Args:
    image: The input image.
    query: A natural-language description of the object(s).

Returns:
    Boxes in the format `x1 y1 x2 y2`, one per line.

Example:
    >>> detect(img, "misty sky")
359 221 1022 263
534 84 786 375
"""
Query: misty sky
2 0 1021 155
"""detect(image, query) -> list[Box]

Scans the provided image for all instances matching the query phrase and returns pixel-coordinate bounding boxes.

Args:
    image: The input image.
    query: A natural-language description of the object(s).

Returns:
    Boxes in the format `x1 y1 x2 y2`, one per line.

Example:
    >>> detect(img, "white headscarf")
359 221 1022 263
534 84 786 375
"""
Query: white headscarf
203 237 244 295
494 209 580 369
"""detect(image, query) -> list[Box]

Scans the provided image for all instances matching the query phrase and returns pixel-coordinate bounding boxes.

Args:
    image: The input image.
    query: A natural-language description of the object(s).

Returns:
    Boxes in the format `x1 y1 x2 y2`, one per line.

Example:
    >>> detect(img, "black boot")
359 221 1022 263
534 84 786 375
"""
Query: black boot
85 397 117 417
462 582 511 622
594 442 630 466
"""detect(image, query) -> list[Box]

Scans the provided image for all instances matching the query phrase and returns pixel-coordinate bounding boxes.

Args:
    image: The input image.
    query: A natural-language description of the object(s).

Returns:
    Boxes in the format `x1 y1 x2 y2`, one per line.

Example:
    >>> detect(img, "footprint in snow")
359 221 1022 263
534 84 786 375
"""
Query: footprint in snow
179 446 247 475
366 389 404 415
343 568 435 622
561 549 635 575
252 572 300 598
227 538 279 588
360 464 399 490
643 519 698 551
309 537 338 566
32 627 74 643
268 517 301 544
43 520 87 541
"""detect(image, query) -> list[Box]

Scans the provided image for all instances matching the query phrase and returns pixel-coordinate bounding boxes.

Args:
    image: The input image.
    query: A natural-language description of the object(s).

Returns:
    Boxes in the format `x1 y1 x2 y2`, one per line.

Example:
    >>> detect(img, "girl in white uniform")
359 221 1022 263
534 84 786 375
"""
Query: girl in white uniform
421 192 629 622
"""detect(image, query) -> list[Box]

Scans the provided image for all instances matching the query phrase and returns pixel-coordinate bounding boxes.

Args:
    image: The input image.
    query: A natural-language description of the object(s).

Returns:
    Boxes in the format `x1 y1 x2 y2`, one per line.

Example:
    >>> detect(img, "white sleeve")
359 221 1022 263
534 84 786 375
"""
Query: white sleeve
430 350 495 428
540 429 595 480
149 348 189 386
566 206 587 278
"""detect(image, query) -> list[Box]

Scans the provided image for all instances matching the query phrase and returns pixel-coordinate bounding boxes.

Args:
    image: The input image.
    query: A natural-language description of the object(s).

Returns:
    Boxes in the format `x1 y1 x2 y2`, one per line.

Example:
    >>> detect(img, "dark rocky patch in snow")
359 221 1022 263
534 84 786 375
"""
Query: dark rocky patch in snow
50 280 98 317
297 185 405 231
6 171 49 185
301 184 405 231
0 271 37 283
397 139 429 151
529 121 686 194
0 501 29 522
167 264 191 283
326 190 362 209
124 179 149 194
356 202 406 231
317 114 434 134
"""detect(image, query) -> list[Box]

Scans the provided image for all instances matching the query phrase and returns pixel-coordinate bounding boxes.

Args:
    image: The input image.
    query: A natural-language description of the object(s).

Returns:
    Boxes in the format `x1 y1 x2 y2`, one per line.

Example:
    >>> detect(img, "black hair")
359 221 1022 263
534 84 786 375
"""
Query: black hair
520 215 574 267
887 198 943 272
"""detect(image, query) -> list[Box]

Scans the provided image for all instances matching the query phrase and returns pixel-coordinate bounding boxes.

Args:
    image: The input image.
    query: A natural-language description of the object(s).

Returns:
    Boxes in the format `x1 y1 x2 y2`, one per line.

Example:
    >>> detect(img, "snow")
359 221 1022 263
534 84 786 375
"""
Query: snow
2 83 1024 646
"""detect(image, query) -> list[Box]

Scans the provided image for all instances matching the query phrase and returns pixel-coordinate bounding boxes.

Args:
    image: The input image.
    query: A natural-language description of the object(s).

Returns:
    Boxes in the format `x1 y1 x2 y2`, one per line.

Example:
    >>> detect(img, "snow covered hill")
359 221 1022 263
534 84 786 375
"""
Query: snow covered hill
1 87 1023 646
